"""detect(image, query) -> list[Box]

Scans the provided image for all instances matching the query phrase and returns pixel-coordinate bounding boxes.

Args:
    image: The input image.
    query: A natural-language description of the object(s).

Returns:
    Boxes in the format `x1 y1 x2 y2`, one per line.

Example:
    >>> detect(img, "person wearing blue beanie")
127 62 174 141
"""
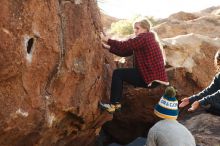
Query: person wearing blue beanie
145 86 196 146
154 86 179 120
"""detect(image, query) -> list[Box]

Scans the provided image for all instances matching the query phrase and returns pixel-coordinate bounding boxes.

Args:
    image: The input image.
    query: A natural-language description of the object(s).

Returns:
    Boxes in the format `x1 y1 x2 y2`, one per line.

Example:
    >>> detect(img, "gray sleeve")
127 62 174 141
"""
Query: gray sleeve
189 73 220 103
146 128 157 146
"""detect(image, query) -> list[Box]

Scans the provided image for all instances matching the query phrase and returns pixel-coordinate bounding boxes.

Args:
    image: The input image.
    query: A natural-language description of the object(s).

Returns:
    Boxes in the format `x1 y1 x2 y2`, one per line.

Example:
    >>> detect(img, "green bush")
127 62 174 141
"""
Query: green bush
109 16 158 36
110 20 133 35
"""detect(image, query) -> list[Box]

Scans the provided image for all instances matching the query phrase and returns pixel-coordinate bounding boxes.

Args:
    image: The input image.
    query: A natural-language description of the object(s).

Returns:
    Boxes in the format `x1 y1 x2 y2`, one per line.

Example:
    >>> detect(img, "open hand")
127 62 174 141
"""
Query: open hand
179 97 190 108
188 101 200 111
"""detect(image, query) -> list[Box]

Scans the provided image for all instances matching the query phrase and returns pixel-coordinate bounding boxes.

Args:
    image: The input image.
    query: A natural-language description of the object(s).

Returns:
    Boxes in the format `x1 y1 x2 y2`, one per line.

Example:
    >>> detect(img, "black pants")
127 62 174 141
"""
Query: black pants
110 68 146 104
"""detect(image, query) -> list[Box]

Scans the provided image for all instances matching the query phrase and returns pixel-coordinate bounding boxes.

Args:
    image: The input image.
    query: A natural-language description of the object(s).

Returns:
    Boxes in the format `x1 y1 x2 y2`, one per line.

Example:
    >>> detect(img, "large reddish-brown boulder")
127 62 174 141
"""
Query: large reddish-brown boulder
0 0 114 146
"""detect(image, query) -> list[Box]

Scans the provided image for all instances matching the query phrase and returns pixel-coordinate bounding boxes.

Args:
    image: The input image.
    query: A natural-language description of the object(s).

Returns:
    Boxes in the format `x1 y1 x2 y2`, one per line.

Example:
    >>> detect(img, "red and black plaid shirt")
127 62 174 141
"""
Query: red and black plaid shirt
108 32 168 86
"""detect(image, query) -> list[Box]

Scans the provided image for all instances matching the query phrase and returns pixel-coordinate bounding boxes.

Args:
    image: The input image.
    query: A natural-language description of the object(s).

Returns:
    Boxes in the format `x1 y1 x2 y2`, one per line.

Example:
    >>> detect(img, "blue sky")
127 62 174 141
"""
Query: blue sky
98 0 220 19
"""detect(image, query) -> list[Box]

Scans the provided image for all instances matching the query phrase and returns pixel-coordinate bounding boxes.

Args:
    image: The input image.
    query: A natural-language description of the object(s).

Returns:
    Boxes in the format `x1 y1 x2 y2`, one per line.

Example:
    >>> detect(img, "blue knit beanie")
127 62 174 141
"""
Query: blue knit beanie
154 86 179 120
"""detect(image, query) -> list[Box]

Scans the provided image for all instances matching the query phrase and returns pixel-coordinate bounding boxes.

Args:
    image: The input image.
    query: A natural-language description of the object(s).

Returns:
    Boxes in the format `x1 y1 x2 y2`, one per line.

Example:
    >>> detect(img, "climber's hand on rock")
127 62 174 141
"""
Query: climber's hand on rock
102 42 110 50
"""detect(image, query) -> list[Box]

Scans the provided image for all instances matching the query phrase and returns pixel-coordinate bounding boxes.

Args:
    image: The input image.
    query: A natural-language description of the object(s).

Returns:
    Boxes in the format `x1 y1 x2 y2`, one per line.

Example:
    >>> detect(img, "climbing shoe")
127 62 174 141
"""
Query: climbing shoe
99 102 121 113
114 102 121 110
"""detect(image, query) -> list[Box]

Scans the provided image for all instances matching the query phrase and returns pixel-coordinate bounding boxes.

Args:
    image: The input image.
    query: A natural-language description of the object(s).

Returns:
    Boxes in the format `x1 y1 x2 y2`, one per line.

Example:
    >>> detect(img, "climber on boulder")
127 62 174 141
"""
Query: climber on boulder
99 18 169 113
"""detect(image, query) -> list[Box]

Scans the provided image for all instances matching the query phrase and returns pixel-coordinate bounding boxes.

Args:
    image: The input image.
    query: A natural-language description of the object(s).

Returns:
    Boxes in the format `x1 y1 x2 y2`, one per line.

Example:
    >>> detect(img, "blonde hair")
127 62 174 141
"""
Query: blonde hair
133 18 152 31
214 50 220 72
133 18 166 64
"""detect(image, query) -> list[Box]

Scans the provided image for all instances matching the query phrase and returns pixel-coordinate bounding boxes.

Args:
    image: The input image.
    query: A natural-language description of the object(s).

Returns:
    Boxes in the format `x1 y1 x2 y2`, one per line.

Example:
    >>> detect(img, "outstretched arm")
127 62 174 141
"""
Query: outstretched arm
100 33 133 57
189 73 220 103
107 34 146 51
180 73 220 110
199 89 220 106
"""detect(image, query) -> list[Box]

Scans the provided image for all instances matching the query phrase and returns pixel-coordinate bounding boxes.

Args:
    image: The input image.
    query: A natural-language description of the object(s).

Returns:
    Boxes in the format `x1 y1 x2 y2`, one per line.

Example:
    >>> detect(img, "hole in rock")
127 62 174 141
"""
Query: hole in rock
27 38 34 54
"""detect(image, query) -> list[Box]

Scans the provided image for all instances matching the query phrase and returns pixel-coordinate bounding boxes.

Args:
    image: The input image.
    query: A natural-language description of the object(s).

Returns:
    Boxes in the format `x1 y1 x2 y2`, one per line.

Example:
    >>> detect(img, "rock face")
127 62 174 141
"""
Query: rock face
154 14 220 39
0 0 114 146
182 112 220 146
163 33 220 88
100 12 119 30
